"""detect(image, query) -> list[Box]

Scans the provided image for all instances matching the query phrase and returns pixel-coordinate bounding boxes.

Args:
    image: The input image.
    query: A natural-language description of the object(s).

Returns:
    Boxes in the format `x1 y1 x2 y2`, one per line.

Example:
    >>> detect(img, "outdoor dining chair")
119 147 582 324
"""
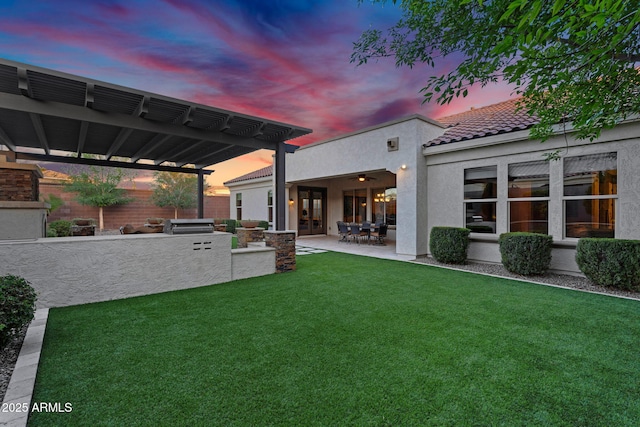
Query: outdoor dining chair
349 223 361 243
337 221 350 242
370 223 388 245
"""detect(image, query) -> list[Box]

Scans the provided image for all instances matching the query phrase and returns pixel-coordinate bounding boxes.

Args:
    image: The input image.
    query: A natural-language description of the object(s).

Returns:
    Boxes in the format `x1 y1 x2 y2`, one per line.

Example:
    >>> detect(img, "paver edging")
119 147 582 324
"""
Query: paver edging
1 308 48 427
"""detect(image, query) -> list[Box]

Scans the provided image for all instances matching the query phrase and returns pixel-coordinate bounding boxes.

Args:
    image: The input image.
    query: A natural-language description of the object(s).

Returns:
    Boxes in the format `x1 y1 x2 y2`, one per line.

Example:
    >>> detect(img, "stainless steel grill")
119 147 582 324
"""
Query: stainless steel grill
163 219 214 235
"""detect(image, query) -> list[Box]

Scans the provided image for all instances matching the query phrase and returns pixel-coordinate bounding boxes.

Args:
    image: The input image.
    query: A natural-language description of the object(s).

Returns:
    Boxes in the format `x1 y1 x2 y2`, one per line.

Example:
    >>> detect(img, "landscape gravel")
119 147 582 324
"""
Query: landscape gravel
414 255 640 301
0 325 28 402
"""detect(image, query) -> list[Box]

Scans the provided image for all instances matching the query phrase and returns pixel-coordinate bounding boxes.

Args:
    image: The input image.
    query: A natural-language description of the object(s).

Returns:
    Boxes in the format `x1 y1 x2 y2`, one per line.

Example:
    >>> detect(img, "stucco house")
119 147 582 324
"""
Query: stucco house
225 98 640 275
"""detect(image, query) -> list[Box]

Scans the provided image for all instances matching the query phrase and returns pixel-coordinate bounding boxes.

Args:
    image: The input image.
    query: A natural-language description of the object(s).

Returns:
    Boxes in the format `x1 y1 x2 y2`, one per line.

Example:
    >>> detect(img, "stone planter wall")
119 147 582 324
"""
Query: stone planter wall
264 230 296 273
236 227 265 248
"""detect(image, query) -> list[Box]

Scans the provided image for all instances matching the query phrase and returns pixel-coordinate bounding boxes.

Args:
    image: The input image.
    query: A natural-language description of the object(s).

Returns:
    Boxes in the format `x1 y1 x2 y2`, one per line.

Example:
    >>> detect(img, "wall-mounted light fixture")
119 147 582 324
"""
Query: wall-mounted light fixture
357 174 367 182
288 198 294 206
400 164 407 170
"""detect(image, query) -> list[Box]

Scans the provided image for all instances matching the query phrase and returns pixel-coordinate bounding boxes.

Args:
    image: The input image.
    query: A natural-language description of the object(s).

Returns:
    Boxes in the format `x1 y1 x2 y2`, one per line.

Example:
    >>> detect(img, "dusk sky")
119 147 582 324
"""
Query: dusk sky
0 0 516 187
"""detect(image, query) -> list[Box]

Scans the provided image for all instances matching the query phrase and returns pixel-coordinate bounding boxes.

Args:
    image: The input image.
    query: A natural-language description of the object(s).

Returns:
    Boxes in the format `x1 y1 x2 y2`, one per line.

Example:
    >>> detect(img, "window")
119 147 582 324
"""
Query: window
372 187 397 225
343 189 366 223
508 160 549 234
267 190 273 223
235 193 242 220
564 153 617 238
464 166 497 233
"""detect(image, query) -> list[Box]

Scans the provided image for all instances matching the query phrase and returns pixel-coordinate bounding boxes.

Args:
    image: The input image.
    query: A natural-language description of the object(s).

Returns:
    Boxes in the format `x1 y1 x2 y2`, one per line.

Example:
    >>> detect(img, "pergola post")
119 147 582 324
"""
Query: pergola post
197 169 205 219
275 141 286 231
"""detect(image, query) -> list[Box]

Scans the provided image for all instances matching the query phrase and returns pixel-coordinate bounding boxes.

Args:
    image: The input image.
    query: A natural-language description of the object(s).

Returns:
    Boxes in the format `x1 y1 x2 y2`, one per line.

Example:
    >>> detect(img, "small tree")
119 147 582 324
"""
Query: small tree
150 171 201 219
63 165 134 231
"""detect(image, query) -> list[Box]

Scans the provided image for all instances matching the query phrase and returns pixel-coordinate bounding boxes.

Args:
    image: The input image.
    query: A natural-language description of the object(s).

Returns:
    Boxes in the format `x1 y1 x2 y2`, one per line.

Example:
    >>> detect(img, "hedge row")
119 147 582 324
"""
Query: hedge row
429 226 639 290
429 227 470 264
499 232 553 275
576 238 640 291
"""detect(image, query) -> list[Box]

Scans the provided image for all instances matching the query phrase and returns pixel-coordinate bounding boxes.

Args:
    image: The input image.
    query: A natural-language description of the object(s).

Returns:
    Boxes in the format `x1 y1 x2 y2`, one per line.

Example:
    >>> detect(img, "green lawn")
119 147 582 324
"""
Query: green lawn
30 252 640 426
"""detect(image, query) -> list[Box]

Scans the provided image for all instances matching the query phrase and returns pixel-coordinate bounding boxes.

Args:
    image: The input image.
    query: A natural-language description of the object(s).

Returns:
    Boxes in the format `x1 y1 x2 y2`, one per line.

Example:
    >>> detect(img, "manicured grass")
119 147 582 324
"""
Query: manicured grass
31 252 640 426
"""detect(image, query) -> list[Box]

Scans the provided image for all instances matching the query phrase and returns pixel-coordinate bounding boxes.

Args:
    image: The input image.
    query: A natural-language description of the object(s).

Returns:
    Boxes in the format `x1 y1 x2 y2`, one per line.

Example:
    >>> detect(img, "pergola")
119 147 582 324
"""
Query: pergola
0 58 311 229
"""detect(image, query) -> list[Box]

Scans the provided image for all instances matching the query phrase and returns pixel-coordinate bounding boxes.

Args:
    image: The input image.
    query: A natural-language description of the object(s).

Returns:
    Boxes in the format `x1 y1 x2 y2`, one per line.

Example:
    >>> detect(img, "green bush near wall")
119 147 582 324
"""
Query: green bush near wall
0 275 37 348
48 220 73 237
576 238 640 291
429 227 471 264
258 220 270 230
499 232 553 275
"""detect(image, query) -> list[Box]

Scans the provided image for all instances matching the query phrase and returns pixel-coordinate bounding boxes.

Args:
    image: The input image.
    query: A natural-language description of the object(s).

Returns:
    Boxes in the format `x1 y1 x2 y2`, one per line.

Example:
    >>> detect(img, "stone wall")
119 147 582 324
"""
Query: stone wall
0 161 41 202
236 227 265 248
264 230 296 272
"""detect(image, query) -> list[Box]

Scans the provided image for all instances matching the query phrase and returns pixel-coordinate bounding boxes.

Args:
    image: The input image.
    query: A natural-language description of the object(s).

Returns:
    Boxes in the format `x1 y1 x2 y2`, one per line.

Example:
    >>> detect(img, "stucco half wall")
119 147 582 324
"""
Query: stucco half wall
0 232 275 308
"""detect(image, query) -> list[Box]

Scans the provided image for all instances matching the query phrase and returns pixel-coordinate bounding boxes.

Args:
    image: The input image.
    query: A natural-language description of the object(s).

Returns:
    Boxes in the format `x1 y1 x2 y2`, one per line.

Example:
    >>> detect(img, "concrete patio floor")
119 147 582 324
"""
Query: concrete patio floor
296 234 416 262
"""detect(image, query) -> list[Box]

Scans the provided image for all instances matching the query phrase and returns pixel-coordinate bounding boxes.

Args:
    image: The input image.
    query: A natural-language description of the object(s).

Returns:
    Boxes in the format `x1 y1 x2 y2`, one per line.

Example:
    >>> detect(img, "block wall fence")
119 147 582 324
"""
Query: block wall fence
41 182 230 230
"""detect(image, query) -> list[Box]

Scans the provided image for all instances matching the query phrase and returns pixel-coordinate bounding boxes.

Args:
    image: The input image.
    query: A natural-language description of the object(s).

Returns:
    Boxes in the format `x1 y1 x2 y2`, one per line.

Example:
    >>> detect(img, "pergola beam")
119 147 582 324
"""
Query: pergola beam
0 124 16 151
15 151 213 175
28 113 50 155
0 92 286 152
76 121 89 157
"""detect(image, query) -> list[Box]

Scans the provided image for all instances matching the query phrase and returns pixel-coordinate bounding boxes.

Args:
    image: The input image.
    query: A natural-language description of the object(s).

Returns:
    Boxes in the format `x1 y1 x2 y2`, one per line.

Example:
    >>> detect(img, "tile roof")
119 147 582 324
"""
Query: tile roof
427 97 539 147
224 165 273 185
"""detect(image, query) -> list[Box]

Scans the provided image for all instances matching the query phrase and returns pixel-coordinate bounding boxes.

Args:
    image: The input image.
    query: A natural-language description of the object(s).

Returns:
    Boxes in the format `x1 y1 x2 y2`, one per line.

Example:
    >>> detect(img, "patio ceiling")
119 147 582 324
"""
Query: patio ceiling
0 58 311 173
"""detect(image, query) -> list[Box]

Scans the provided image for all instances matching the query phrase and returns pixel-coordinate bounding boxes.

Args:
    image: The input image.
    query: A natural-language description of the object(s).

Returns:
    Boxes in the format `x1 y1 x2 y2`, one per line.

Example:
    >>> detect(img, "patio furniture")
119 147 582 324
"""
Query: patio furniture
360 221 372 244
337 221 350 242
370 223 388 245
349 223 361 244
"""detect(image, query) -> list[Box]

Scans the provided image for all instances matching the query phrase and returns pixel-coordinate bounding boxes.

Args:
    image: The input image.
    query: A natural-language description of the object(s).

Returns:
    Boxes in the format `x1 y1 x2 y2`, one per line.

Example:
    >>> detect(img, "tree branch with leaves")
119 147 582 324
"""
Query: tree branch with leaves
352 0 640 141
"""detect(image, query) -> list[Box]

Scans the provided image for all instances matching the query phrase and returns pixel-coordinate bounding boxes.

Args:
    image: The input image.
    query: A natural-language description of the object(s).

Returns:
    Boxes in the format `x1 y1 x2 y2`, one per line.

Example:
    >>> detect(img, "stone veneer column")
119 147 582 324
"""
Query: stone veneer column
236 227 265 248
264 230 296 273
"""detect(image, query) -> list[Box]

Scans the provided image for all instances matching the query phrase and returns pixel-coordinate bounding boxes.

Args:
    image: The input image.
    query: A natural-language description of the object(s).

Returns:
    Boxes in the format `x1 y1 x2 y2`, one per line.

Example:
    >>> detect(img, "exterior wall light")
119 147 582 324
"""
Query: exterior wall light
401 164 407 170
288 198 294 206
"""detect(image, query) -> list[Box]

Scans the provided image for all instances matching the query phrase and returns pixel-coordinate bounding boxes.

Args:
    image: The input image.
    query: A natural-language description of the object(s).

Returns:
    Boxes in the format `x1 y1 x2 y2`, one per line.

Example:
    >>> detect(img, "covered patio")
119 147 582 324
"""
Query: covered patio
287 169 398 240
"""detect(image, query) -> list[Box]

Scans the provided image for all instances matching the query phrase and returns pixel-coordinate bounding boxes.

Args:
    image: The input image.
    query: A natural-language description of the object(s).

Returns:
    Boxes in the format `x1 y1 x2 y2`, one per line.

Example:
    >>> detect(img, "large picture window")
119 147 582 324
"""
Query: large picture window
372 187 396 225
564 153 617 238
464 166 497 233
508 160 549 234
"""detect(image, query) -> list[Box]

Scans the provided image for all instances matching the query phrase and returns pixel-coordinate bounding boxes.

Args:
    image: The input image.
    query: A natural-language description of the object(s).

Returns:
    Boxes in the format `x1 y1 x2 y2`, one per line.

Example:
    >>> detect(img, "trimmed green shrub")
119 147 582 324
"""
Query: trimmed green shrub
499 232 553 275
48 219 73 237
0 275 37 348
576 238 640 291
429 226 471 264
258 220 270 230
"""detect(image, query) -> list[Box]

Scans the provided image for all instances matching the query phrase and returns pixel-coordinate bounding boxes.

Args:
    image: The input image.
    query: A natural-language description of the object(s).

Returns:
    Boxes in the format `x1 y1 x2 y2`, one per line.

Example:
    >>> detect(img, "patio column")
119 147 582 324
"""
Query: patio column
275 141 286 231
197 169 204 219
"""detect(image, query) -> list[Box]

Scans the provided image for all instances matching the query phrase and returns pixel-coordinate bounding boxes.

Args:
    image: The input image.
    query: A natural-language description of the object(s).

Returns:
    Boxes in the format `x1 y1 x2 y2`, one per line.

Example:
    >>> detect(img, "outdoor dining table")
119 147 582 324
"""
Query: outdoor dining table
347 223 379 244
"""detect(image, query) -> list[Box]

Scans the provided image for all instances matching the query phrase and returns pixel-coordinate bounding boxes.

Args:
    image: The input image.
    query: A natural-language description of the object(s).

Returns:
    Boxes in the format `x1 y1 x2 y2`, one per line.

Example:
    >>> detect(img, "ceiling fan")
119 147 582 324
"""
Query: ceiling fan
350 174 376 182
